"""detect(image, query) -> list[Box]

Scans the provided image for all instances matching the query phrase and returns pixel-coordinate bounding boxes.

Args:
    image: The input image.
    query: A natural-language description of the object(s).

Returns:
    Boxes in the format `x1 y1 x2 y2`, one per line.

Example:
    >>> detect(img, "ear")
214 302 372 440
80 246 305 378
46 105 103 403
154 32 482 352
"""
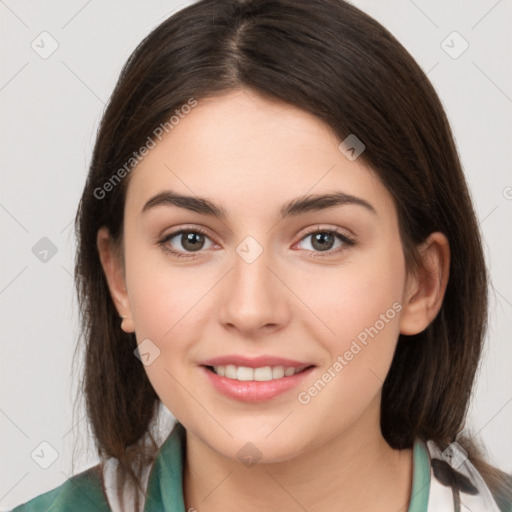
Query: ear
399 232 450 335
96 227 135 333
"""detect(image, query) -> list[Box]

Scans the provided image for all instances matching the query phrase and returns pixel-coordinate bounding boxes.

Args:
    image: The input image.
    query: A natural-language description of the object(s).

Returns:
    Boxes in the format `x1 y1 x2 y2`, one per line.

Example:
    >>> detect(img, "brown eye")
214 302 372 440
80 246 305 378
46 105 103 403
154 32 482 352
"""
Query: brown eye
296 228 355 258
159 228 215 258
177 231 206 252
310 232 336 251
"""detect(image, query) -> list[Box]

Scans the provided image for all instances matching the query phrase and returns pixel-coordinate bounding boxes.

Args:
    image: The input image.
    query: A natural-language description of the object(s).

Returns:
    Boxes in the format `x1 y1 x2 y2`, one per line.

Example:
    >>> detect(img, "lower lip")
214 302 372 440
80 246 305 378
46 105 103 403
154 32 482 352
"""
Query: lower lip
200 365 315 403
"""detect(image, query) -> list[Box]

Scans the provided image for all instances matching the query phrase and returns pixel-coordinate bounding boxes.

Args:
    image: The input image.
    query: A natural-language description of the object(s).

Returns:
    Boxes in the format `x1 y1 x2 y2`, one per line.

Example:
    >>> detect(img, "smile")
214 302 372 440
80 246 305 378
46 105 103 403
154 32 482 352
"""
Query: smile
207 364 310 381
200 364 316 402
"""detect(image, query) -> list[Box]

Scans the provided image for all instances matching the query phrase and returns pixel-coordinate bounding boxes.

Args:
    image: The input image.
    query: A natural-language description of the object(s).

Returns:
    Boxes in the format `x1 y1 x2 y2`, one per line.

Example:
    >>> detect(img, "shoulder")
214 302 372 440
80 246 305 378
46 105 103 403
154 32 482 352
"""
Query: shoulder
491 473 512 512
423 438 512 512
8 464 111 512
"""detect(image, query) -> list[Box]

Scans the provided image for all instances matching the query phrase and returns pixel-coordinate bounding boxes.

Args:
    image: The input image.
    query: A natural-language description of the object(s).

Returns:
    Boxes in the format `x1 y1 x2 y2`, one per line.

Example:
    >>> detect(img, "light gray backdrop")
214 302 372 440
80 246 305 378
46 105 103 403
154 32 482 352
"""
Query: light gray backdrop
1 0 511 509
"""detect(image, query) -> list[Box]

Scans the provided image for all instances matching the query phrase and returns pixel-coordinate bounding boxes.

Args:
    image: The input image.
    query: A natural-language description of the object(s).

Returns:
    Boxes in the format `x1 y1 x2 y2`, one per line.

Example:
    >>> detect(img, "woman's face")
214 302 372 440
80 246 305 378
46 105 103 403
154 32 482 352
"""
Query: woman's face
106 88 415 462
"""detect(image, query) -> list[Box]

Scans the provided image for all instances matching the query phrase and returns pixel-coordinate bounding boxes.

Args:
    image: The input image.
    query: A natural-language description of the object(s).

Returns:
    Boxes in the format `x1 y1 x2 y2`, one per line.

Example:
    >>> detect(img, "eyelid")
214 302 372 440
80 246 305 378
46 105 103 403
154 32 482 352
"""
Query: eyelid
157 225 216 255
293 225 355 258
295 224 355 242
160 224 211 237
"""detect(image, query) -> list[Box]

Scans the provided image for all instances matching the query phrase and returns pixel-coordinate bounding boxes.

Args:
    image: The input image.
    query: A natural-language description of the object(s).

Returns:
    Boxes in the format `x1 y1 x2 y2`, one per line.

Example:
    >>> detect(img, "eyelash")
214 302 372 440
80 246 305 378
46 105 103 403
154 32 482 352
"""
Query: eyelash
157 226 355 260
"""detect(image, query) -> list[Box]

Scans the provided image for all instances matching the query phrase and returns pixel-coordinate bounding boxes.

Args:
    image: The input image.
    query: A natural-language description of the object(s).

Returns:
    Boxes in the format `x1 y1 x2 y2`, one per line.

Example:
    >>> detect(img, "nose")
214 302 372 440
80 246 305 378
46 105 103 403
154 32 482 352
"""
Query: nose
217 243 290 337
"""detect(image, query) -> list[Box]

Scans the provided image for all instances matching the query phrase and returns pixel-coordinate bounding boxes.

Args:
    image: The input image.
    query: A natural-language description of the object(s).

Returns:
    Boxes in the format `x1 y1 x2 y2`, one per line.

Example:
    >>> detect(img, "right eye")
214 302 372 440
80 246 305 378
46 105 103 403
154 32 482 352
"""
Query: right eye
158 227 216 259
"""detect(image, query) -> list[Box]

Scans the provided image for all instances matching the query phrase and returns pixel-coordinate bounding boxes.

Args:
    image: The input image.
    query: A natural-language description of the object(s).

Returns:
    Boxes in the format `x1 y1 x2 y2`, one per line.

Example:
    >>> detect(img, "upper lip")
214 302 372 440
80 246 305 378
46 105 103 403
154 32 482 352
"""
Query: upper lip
200 355 314 369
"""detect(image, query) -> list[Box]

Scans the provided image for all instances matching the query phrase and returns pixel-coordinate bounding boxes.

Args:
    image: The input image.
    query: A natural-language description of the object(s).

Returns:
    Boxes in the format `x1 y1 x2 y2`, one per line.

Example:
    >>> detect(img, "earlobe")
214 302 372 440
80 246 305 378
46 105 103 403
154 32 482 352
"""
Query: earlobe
399 232 450 336
96 227 135 333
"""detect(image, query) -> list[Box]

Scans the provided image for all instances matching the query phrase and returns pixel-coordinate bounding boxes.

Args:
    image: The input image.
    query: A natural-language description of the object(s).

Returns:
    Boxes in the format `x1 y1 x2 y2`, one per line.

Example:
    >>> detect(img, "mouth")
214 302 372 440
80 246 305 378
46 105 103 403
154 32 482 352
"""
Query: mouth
200 362 316 402
203 364 314 382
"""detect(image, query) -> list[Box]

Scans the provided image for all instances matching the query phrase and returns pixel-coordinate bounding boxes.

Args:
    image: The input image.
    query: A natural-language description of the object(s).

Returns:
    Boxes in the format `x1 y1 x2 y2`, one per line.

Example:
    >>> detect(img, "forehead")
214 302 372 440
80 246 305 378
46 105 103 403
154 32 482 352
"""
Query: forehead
125 88 394 223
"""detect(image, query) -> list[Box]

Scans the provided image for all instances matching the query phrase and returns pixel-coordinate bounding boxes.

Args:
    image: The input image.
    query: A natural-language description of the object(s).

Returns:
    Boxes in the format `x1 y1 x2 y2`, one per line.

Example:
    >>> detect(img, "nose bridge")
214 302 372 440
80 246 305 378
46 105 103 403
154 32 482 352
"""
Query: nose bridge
218 234 288 333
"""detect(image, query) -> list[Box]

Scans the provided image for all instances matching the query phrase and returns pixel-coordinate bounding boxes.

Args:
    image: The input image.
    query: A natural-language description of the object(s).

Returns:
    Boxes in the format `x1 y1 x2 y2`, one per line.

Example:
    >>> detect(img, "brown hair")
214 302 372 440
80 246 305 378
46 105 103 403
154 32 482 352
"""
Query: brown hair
72 0 512 509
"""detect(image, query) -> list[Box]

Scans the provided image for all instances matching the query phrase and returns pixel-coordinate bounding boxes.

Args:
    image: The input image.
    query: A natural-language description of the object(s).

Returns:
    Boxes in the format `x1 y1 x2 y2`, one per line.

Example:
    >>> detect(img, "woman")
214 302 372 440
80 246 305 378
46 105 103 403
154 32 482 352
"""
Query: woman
10 0 511 511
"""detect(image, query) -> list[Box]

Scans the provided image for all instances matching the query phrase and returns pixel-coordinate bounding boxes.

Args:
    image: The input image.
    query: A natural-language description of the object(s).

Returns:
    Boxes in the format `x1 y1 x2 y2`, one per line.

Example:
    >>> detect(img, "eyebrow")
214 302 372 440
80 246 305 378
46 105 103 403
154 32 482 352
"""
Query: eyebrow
141 190 377 219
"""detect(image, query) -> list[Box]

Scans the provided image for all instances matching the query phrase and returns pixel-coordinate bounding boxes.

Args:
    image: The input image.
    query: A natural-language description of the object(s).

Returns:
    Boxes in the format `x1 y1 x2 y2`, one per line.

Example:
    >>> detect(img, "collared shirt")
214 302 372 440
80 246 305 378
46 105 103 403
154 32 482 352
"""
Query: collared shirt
8 421 509 511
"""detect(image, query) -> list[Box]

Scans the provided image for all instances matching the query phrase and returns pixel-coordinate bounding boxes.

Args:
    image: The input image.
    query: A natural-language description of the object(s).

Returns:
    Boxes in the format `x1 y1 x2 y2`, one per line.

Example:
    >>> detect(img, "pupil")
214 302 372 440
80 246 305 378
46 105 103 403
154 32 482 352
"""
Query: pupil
312 232 333 251
183 232 204 251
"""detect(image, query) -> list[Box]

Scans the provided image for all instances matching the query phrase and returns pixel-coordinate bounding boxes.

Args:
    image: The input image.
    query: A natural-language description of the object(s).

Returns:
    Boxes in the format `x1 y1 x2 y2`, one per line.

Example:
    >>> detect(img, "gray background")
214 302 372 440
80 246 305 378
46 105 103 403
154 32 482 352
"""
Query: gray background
1 0 511 509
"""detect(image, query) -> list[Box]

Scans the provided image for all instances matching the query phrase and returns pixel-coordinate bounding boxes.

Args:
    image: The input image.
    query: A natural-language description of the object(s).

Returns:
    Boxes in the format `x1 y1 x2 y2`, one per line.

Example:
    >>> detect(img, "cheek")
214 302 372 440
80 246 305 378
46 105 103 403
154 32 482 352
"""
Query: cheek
297 245 405 350
124 251 208 414
295 244 405 405
124 237 207 339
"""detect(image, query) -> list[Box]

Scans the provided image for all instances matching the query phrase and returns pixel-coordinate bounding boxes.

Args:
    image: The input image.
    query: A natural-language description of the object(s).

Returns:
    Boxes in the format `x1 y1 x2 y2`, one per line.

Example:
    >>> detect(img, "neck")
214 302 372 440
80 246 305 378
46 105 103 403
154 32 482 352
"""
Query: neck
183 397 413 512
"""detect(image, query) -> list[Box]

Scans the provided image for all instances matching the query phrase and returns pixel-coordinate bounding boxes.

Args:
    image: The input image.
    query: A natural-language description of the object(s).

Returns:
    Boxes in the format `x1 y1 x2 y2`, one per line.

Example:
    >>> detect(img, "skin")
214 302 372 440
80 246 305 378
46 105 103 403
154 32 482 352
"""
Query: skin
97 88 450 512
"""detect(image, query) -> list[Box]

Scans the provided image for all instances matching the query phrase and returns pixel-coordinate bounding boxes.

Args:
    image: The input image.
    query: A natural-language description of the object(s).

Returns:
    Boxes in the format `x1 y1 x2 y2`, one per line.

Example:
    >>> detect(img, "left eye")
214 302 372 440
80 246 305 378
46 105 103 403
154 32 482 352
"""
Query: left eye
295 229 354 256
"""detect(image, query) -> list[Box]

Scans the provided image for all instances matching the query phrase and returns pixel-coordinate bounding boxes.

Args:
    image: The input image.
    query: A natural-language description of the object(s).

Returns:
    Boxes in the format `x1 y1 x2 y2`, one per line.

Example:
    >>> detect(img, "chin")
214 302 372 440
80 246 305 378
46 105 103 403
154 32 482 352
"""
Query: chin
208 429 311 466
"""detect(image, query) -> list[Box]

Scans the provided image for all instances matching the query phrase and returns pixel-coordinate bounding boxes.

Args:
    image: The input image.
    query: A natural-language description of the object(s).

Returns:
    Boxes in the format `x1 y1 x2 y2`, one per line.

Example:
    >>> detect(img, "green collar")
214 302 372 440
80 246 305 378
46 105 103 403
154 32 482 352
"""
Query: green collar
407 438 431 511
143 422 430 512
143 422 187 512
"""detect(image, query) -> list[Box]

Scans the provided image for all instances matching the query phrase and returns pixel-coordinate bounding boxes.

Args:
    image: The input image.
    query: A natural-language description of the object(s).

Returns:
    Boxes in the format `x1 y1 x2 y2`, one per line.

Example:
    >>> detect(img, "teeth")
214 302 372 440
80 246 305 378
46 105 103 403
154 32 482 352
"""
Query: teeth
237 366 254 381
272 366 285 379
284 367 296 377
254 366 273 381
212 364 304 381
225 364 237 379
